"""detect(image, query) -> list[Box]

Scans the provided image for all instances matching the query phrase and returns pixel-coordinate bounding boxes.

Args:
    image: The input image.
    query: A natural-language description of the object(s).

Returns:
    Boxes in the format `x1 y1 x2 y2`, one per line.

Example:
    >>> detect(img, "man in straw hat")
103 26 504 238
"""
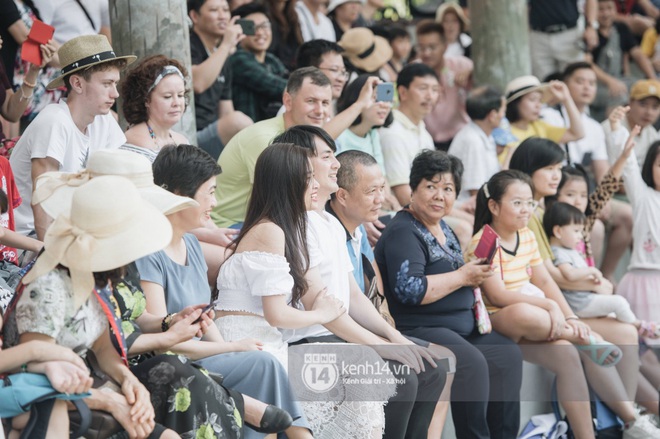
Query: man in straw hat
9 34 135 240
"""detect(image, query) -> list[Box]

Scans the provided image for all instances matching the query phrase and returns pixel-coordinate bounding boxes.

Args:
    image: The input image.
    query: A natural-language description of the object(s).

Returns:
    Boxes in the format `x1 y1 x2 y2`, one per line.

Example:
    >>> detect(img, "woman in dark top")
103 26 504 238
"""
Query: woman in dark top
374 149 522 439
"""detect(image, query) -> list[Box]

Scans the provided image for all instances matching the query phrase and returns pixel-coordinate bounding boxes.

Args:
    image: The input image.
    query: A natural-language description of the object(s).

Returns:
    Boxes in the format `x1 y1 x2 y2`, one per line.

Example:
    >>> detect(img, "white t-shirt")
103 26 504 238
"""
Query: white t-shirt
448 121 500 202
295 1 336 42
602 117 660 167
607 126 660 270
379 109 435 187
541 106 608 165
10 101 125 234
34 0 109 44
281 210 353 343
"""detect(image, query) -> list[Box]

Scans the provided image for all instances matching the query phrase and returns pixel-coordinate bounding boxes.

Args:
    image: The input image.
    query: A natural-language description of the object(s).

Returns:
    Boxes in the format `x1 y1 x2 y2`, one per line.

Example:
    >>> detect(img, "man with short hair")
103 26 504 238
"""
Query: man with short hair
448 86 504 203
275 126 448 439
296 39 347 100
213 67 378 227
379 63 439 206
10 34 131 239
543 62 610 180
188 0 251 160
416 20 472 151
228 3 288 122
327 150 384 292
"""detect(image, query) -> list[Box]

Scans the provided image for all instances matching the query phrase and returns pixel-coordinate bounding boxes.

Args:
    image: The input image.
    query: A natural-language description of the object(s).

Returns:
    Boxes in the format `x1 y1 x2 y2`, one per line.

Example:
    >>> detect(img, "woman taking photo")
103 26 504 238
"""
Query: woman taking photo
374 149 523 439
136 144 308 439
335 73 400 211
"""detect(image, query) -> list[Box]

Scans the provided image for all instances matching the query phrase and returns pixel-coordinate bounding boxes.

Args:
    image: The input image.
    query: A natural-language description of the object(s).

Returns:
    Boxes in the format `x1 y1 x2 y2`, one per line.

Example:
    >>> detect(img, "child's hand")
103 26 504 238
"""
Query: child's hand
587 267 604 284
608 105 630 132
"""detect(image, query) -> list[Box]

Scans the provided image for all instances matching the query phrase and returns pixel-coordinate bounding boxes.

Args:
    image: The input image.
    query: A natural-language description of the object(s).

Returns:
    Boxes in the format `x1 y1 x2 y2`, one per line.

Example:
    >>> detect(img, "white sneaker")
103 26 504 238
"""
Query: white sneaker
623 414 660 439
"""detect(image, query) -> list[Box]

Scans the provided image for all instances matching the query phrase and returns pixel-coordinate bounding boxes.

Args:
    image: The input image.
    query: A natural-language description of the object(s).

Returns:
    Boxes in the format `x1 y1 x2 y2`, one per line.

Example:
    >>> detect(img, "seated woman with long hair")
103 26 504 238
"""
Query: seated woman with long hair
214 142 348 438
29 149 292 438
136 144 307 439
467 169 660 438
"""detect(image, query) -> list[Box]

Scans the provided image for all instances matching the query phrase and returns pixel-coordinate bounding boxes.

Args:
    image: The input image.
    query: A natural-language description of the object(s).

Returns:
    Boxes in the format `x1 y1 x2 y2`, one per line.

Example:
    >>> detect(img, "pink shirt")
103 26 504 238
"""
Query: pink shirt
424 55 472 143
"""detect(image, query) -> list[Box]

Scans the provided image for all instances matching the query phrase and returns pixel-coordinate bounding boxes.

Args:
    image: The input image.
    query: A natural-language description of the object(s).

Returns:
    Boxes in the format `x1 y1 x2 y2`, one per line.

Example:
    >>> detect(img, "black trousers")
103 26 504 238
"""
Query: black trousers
296 334 448 439
402 327 522 439
382 357 446 439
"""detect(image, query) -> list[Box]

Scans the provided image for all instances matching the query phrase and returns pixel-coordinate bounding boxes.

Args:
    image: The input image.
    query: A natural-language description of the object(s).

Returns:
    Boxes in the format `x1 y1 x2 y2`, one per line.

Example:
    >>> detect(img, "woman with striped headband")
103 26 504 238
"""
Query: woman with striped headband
121 55 190 163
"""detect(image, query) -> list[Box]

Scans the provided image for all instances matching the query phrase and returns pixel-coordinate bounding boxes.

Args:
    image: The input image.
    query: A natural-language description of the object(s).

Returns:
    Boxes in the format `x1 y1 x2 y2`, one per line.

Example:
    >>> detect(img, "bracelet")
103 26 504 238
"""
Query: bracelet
21 363 28 373
22 78 37 89
161 313 173 332
565 315 580 321
20 85 34 102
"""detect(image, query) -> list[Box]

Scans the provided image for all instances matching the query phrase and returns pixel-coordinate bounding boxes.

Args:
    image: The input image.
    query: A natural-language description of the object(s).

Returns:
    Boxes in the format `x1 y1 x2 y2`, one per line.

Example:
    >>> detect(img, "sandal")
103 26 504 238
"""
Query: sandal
575 335 622 368
638 321 660 339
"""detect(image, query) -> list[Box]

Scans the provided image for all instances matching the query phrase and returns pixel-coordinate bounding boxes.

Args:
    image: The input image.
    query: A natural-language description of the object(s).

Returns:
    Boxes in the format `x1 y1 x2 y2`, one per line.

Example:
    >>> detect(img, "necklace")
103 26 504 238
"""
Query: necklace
146 121 174 151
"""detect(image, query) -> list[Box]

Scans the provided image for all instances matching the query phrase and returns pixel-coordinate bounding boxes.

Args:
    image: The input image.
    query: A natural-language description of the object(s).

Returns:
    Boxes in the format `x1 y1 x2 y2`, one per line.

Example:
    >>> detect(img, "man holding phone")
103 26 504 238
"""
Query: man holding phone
188 0 252 160
228 3 288 123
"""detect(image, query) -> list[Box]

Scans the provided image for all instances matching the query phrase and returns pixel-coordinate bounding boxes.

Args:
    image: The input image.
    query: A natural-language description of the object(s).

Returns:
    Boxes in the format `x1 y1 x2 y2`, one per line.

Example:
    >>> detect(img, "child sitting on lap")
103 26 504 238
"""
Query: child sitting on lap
544 201 660 338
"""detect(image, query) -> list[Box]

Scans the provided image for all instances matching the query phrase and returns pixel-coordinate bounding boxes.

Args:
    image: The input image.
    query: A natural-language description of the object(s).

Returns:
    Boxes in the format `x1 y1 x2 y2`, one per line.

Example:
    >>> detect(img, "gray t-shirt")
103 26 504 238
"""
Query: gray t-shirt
551 245 593 312
135 233 211 314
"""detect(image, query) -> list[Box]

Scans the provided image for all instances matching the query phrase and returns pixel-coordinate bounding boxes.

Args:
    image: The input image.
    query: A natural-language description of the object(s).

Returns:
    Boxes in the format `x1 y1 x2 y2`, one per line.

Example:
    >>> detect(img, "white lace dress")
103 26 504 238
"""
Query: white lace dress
214 251 393 439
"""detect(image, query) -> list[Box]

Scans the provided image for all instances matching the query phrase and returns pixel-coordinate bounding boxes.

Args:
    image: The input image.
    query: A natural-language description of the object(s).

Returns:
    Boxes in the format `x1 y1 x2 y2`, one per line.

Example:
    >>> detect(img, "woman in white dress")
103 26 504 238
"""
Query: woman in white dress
215 142 395 438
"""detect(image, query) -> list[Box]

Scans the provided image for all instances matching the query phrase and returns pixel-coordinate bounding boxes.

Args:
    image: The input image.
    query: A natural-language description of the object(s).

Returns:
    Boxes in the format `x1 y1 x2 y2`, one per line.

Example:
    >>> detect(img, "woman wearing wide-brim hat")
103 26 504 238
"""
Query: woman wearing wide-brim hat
4 176 170 438
338 27 393 79
435 2 472 58
500 75 585 167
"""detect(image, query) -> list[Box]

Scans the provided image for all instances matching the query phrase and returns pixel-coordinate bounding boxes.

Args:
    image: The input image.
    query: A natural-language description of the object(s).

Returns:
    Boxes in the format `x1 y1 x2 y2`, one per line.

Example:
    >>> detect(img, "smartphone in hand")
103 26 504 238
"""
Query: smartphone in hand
194 303 215 323
236 19 255 35
376 83 394 102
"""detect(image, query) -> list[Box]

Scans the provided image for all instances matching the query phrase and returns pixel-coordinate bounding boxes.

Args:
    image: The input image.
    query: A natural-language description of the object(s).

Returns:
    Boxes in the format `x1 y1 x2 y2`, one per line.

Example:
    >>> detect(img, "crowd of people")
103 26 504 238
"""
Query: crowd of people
2 0 660 438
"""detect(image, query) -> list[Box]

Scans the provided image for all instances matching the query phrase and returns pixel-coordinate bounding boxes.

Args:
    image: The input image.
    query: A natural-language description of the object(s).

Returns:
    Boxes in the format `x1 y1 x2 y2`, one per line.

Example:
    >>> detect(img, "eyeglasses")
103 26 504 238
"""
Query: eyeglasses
319 66 350 79
415 44 441 54
508 199 539 211
254 21 272 32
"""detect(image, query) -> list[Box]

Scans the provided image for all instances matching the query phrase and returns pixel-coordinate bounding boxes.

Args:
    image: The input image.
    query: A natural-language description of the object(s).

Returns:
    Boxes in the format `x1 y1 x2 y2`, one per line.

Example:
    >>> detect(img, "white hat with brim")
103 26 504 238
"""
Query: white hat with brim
47 35 136 90
23 176 172 309
505 75 552 104
339 28 393 73
327 0 365 14
33 149 199 220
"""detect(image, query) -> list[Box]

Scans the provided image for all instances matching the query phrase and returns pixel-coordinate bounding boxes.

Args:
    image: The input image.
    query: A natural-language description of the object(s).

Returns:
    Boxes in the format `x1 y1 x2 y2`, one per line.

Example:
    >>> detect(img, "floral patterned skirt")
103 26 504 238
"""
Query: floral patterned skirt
130 353 244 438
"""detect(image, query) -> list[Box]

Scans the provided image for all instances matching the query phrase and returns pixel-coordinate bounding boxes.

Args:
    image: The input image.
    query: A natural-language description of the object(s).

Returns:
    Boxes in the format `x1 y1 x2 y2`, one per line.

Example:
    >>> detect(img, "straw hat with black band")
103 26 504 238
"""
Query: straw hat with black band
47 35 136 90
338 28 393 73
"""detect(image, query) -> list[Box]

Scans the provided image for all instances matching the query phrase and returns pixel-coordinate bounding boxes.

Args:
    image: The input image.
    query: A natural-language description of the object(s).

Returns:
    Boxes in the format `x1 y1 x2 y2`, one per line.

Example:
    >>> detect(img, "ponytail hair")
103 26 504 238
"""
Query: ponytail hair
473 170 533 234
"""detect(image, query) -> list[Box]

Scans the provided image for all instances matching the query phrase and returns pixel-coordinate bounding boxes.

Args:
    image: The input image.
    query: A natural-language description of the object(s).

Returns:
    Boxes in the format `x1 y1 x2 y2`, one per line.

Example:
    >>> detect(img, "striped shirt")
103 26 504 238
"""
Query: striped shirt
466 227 543 312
